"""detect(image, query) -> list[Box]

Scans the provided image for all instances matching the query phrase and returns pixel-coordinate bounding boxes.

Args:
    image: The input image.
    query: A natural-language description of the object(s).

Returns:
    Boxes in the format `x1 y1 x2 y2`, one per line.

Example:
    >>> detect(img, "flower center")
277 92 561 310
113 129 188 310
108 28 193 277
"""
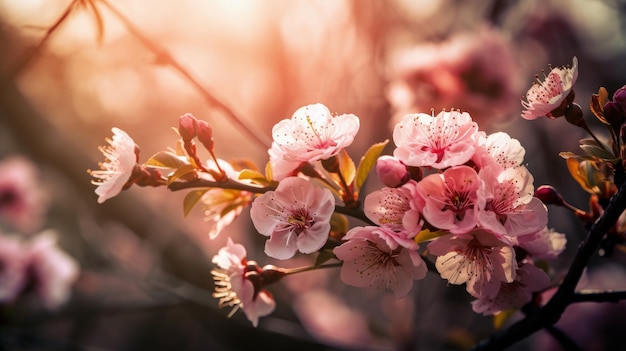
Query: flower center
287 208 314 235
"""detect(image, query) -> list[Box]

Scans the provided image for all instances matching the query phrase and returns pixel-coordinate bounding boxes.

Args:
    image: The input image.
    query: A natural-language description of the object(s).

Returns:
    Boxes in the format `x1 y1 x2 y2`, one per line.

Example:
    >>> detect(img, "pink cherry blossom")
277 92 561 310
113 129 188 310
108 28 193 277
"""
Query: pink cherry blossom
478 164 548 237
0 156 49 233
27 231 80 309
363 181 422 248
471 131 526 170
0 234 29 304
271 103 360 163
428 229 517 299
416 165 483 234
514 227 567 260
333 226 427 298
393 110 478 169
268 141 303 181
90 127 138 204
375 155 409 188
521 57 578 120
211 238 276 327
471 261 551 315
250 176 335 259
200 159 252 239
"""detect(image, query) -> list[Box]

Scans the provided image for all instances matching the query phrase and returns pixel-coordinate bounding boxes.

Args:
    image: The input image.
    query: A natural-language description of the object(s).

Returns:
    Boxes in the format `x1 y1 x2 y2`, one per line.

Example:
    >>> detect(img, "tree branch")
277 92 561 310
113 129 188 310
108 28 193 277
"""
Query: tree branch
472 179 626 350
97 0 272 149
571 290 626 303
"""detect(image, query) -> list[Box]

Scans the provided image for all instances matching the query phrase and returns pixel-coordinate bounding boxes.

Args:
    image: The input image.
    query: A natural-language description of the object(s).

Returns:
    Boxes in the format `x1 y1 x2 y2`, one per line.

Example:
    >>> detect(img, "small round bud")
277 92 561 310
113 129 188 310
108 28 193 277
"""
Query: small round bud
604 85 626 132
196 120 214 152
564 103 585 129
535 185 564 206
178 113 198 142
375 155 409 187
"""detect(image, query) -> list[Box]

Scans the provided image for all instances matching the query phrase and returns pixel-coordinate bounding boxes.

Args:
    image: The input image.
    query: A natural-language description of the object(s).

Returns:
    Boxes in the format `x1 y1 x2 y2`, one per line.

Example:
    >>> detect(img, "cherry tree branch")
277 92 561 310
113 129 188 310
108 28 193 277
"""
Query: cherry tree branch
2 0 80 83
472 178 626 350
571 290 626 303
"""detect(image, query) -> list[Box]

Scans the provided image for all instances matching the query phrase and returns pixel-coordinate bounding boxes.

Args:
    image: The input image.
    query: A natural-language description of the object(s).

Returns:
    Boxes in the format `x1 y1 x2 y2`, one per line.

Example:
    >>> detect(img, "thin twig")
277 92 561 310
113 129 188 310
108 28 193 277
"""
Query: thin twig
545 325 584 351
571 290 626 303
2 0 81 84
96 0 272 149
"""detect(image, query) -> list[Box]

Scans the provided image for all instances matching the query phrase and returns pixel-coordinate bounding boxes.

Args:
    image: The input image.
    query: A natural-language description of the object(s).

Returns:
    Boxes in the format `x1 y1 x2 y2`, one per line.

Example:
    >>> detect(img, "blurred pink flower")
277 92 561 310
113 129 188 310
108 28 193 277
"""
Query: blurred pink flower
90 127 138 204
521 57 578 120
211 238 276 327
375 155 409 188
478 164 548 237
0 234 29 304
27 231 80 309
200 159 252 239
271 103 360 163
471 261 551 315
471 131 526 170
293 290 376 349
0 156 49 233
416 165 483 234
393 110 478 169
514 227 567 260
428 229 517 299
250 176 335 259
387 26 523 128
333 226 427 298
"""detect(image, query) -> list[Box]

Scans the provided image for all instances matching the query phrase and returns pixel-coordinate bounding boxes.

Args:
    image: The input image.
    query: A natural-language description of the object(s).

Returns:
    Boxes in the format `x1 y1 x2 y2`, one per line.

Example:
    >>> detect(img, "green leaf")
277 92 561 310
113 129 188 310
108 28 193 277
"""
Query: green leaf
580 144 616 162
145 151 188 169
183 189 209 217
314 249 337 268
414 228 447 244
265 161 274 181
590 87 610 125
329 212 349 236
493 309 517 330
355 140 389 191
167 164 196 185
337 149 356 186
239 169 270 186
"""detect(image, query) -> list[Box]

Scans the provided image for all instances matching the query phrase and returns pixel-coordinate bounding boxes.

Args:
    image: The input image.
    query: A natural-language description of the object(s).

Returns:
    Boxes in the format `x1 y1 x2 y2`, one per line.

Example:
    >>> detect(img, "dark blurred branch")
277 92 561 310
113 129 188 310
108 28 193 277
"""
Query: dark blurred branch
472 179 626 350
2 0 80 83
545 326 583 351
487 0 512 25
571 290 626 303
97 0 272 149
0 80 214 289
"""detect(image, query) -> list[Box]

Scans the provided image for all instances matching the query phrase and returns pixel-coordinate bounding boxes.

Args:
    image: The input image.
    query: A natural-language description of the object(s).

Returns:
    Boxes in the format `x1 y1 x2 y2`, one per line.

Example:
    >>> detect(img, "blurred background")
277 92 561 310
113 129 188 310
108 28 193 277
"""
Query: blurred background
0 0 625 350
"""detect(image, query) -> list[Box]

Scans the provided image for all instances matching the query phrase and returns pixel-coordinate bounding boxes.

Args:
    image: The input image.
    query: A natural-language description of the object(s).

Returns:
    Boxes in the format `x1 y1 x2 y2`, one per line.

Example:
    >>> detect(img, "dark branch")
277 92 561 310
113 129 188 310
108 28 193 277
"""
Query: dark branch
571 290 626 303
472 179 626 350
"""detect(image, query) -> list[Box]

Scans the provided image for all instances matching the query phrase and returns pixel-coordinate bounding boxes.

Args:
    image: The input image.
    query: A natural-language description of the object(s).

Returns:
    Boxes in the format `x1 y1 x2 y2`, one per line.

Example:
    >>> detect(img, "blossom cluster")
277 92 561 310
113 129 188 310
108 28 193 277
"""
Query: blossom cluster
88 59 592 327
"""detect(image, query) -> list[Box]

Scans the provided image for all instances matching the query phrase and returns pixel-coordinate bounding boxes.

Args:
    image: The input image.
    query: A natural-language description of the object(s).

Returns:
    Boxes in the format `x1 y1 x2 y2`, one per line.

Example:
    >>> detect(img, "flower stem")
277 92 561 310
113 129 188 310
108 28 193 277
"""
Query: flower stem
283 262 342 275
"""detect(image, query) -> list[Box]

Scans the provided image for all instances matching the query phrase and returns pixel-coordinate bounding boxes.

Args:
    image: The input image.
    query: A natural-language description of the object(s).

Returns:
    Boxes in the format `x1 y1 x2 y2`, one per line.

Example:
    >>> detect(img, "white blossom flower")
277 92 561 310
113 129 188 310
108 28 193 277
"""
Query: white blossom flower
271 103 360 163
90 128 137 204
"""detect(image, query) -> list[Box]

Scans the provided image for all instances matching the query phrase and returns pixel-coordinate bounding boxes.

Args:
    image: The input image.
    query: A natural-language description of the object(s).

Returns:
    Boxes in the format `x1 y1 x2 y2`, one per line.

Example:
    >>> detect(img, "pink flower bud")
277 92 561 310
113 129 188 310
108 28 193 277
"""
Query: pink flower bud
604 85 626 131
196 120 214 152
375 155 409 187
178 113 198 142
534 185 564 206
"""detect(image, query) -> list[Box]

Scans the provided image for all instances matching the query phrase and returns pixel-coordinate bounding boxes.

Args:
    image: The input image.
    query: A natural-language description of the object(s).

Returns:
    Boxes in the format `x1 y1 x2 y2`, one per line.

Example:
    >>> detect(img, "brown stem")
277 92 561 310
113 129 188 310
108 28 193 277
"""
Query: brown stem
2 0 81 83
